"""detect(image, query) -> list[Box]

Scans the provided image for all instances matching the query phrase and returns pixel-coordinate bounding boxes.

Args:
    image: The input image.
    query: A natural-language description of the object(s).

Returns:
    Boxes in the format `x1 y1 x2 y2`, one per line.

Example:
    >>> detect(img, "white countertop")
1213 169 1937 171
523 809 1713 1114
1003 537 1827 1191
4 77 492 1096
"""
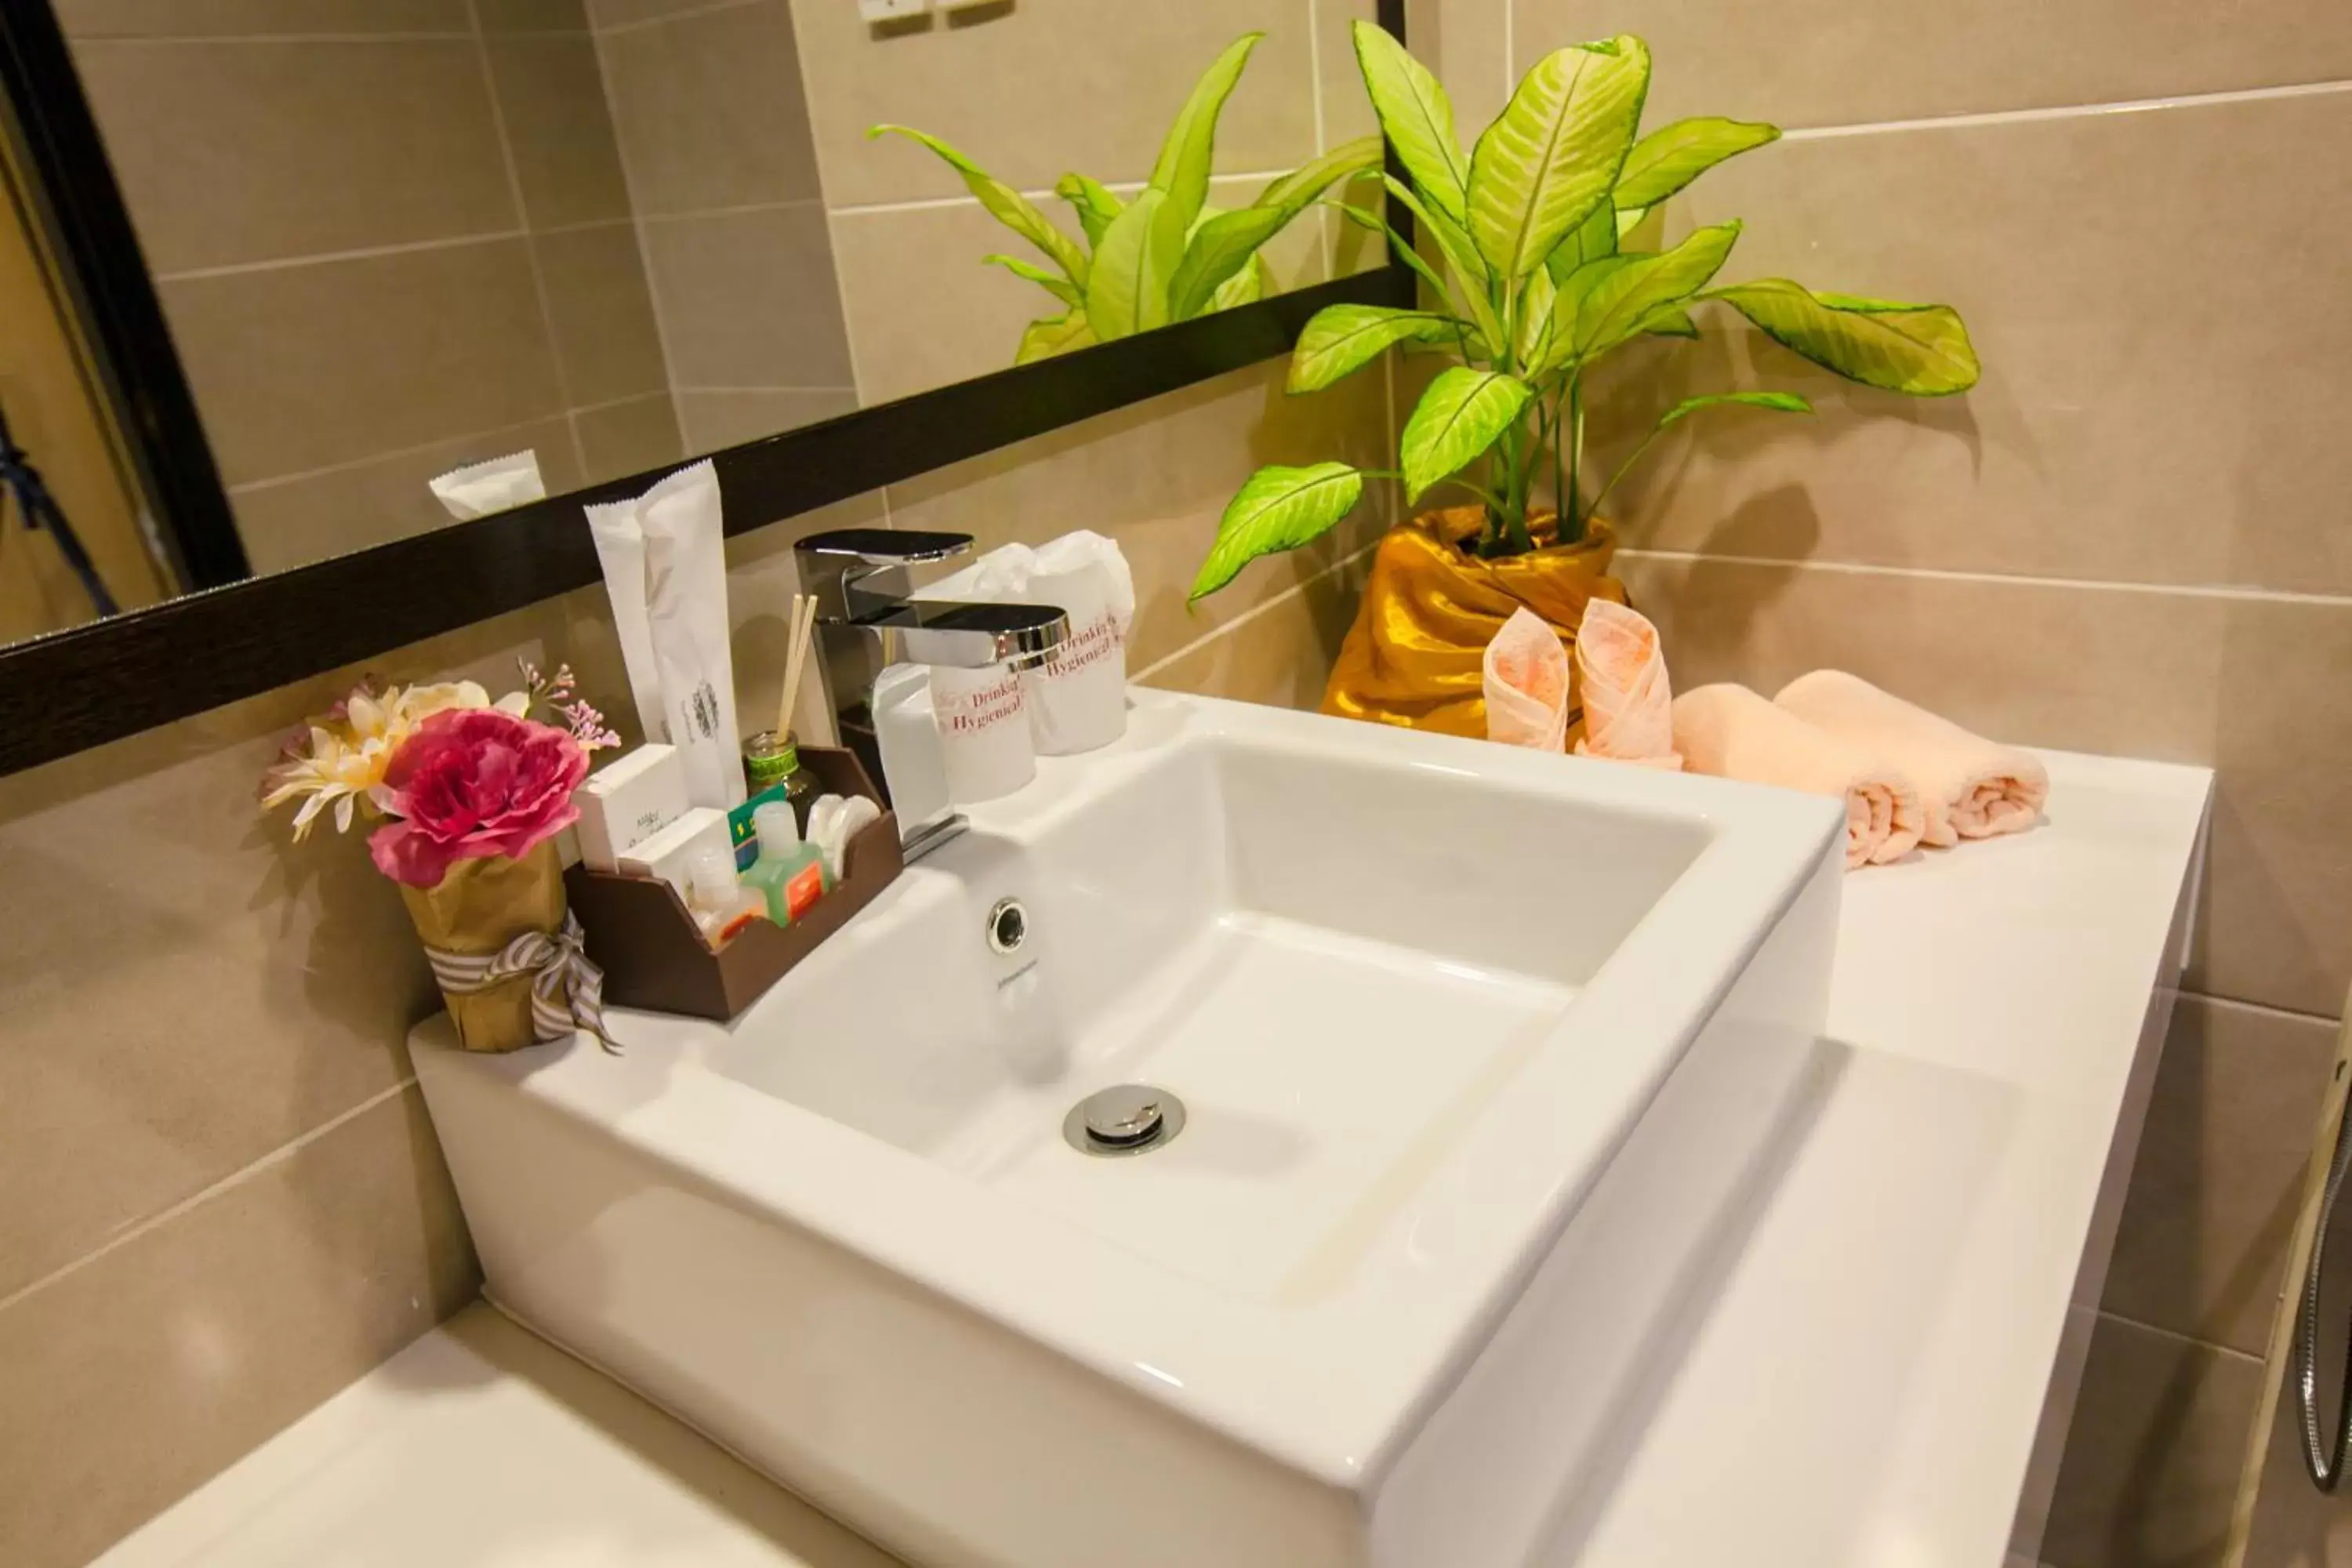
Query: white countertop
96 747 2211 1568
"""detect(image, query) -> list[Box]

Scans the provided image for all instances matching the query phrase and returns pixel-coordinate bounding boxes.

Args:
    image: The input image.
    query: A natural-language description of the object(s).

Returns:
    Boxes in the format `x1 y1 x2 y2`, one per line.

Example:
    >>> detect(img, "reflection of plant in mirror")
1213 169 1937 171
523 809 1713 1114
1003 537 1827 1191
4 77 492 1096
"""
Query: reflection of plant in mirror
872 34 1381 364
1188 24 1981 601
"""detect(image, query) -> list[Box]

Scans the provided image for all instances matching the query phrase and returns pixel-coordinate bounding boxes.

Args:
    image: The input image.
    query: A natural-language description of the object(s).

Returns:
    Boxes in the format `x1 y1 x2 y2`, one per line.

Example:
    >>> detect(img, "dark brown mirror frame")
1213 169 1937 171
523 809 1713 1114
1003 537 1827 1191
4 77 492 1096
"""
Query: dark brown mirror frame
0 0 1409 779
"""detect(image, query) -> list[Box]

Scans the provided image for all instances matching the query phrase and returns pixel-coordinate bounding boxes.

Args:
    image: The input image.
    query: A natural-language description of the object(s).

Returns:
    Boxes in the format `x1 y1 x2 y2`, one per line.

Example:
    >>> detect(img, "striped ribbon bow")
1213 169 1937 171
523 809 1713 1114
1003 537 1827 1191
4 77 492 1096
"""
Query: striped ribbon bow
426 911 620 1054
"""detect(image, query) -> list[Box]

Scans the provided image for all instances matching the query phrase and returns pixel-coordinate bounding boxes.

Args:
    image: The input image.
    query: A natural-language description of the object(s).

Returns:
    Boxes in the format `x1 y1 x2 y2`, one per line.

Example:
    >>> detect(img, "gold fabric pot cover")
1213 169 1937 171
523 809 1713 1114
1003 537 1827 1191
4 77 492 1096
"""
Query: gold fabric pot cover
1321 506 1627 739
399 837 566 1053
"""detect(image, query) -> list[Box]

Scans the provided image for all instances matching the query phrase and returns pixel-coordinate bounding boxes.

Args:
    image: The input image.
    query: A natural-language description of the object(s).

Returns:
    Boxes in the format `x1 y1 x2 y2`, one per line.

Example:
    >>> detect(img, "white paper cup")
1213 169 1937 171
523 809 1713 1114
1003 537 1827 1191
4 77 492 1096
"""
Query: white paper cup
1022 562 1127 755
930 662 1036 803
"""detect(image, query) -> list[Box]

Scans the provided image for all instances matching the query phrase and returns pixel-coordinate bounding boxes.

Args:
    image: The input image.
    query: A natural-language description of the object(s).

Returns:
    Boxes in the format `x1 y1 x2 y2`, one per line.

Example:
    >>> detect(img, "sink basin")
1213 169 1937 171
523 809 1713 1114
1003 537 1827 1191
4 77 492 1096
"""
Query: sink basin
415 691 1842 1568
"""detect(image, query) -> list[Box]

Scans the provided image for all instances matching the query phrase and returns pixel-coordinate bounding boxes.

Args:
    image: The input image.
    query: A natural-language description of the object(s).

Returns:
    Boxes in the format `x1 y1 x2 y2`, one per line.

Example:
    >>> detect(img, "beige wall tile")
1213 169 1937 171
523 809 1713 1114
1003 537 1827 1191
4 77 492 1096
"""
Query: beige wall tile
677 388 858 452
73 38 514 276
1404 0 1508 149
574 393 685 485
485 33 633 229
887 356 1399 671
160 238 564 485
789 0 1322 208
0 591 601 1301
533 224 669 407
1316 0 1382 150
598 0 822 216
639 205 854 390
1140 546 1374 710
478 0 588 30
1615 551 2352 1023
56 0 469 35
230 416 583 573
1588 89 2352 598
2100 995 2337 1356
587 0 711 26
2042 1314 2262 1568
0 1086 476 1568
829 174 1331 405
2244 1203 2352 1567
1512 0 2352 132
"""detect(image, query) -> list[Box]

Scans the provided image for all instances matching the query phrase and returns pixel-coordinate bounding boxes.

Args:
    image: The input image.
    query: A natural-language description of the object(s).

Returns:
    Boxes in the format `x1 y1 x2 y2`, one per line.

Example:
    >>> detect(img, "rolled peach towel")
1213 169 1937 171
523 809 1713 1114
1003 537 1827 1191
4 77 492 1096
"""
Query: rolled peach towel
1572 598 1682 771
1483 607 1570 751
1772 670 2049 846
1673 683 1926 870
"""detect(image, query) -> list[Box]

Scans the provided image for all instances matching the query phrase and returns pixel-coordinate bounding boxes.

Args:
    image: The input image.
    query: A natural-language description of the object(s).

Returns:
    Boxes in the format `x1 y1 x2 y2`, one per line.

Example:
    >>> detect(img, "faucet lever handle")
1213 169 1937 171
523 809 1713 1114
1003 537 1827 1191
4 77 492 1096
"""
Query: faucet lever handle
794 529 973 622
793 528 971 566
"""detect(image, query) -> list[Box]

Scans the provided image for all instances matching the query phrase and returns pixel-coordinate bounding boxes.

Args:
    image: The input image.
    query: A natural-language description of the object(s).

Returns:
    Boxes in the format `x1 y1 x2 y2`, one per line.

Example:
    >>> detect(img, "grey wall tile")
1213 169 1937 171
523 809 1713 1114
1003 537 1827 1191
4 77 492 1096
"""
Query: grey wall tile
159 238 565 485
231 416 582 572
788 0 1323 207
598 0 822 216
485 33 634 229
2102 996 2338 1356
1589 87 2352 597
533 223 670 407
72 38 515 274
0 1087 475 1568
573 392 685 484
677 388 857 452
478 0 589 31
2043 1314 2262 1568
1512 0 2352 130
638 205 853 390
1141 547 1374 709
56 0 469 36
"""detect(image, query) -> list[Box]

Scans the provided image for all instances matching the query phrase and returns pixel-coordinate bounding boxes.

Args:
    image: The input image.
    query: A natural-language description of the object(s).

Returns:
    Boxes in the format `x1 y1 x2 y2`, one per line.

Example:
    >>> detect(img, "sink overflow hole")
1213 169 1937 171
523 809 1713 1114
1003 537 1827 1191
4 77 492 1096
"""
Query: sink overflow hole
1063 1084 1186 1158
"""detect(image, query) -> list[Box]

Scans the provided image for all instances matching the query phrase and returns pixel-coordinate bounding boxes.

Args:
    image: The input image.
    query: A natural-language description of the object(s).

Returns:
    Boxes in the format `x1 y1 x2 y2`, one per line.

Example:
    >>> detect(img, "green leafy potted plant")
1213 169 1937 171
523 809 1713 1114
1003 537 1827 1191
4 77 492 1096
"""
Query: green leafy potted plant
1189 24 1980 736
874 34 1381 364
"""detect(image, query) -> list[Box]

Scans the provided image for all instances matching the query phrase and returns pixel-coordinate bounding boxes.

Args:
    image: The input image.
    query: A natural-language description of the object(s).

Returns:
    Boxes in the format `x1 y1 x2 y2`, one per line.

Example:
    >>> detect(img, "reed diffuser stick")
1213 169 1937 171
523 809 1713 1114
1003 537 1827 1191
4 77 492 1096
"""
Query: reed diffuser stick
775 592 816 741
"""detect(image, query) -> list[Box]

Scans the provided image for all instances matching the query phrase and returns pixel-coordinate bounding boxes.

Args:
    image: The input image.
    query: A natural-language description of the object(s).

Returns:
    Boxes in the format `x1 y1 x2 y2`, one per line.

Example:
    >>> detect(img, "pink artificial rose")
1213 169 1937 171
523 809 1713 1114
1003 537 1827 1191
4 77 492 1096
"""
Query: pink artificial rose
368 708 589 887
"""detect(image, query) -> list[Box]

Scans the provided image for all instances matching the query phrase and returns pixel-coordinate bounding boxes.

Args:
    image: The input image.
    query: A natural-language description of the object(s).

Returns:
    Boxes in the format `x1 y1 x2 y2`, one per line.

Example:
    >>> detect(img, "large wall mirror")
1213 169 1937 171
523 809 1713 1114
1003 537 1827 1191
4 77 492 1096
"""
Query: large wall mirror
0 0 1392 656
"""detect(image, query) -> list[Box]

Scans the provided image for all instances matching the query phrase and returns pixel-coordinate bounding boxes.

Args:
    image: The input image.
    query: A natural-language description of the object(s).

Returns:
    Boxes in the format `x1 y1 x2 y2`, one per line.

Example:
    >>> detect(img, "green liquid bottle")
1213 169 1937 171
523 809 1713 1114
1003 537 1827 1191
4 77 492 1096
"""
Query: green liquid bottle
742 801 829 925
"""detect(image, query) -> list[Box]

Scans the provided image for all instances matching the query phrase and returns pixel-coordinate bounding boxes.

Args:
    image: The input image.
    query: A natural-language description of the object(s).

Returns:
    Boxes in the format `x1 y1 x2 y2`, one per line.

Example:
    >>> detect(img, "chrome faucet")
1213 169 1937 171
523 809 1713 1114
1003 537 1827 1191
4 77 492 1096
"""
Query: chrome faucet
793 528 1069 848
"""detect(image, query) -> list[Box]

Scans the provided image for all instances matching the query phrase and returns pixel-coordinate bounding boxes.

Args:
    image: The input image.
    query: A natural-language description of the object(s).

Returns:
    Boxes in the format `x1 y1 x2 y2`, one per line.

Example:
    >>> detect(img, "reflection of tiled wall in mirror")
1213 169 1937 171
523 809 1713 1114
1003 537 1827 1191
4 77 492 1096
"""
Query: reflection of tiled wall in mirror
789 0 1388 408
57 0 688 573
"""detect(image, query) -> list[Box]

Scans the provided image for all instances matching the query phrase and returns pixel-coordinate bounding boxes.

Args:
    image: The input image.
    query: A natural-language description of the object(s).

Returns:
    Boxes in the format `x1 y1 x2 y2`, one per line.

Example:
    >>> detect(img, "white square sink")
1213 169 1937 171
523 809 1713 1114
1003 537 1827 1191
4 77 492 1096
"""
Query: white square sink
416 691 1842 1567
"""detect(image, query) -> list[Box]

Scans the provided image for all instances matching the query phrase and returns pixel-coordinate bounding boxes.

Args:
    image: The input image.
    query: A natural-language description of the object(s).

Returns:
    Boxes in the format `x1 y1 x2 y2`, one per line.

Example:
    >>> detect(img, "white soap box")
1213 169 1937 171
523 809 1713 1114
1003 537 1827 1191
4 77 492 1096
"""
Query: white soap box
575 743 692 872
614 806 733 900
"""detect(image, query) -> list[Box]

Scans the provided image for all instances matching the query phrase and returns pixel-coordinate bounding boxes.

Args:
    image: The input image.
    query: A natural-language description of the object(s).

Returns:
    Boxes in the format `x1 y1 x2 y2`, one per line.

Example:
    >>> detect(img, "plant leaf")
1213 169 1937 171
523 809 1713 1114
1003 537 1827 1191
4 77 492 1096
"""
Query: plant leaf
1368 176 1507 355
1328 200 1478 343
1054 173 1123 248
1515 266 1558 373
983 253 1083 309
1086 188 1188 339
1400 367 1534 499
1545 197 1618 286
871 125 1087 285
1643 308 1700 339
1255 133 1385 215
1613 117 1780 211
1351 20 1470 223
1567 221 1741 361
1659 390 1813 426
1150 32 1263 237
1014 309 1095 364
1465 36 1650 281
1191 463 1364 601
1706 278 1981 394
1290 304 1459 392
1207 252 1271 312
1167 137 1381 319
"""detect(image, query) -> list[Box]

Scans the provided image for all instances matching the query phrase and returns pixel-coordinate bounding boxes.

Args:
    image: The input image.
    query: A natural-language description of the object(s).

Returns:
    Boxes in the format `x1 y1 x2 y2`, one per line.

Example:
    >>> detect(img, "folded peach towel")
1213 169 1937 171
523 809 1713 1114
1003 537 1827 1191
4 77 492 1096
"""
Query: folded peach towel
1483 607 1570 751
1572 598 1682 771
1673 683 1926 869
1773 670 2049 846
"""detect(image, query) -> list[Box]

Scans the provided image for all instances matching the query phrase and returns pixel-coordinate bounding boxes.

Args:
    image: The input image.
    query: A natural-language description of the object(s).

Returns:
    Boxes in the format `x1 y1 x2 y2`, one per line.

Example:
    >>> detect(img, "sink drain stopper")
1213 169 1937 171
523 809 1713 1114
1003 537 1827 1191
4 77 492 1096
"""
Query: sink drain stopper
1063 1083 1185 1157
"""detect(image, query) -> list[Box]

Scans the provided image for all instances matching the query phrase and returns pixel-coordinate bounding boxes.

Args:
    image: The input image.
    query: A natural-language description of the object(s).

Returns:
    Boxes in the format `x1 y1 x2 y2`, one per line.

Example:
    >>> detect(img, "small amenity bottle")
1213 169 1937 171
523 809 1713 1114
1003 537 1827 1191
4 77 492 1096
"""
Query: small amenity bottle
744 801 829 925
685 848 768 949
